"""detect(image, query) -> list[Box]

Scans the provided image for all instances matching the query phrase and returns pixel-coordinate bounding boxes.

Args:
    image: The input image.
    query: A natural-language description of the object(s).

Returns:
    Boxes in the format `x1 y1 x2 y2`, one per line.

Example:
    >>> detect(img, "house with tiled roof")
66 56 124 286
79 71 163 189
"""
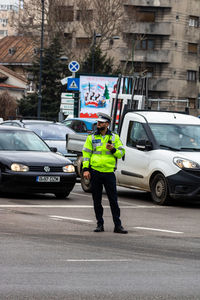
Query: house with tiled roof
0 35 38 76
0 35 38 99
0 65 27 99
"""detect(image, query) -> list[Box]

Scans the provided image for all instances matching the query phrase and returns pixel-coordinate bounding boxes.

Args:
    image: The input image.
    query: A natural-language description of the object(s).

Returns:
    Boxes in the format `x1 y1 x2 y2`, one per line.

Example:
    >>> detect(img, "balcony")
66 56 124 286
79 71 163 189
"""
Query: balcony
133 50 170 63
124 0 171 7
124 22 171 35
148 78 169 91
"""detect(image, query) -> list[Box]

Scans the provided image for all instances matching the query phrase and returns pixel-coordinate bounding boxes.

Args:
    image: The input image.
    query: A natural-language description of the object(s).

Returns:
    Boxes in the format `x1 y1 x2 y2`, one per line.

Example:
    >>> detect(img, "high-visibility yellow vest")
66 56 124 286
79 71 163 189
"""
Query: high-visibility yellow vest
82 129 125 173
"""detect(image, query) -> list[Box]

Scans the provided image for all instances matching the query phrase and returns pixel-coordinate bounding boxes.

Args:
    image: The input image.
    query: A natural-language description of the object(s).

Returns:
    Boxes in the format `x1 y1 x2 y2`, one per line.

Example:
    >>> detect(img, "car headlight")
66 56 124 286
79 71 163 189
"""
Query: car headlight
11 163 29 172
63 165 75 173
173 157 200 169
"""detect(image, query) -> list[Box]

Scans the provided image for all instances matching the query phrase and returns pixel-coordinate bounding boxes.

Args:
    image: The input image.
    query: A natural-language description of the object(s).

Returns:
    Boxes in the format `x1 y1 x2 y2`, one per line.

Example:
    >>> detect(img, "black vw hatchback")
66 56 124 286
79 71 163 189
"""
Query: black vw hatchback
0 126 76 198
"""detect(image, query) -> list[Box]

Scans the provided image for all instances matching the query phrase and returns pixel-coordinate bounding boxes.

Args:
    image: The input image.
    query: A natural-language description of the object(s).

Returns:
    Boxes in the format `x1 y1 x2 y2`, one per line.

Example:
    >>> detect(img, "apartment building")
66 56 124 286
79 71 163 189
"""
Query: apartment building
2 0 199 111
60 0 200 112
0 0 22 38
122 0 200 112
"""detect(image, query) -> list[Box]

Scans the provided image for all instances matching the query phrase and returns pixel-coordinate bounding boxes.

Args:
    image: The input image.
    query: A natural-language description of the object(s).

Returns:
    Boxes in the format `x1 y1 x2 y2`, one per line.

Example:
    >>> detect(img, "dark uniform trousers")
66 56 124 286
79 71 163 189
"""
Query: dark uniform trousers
90 169 121 227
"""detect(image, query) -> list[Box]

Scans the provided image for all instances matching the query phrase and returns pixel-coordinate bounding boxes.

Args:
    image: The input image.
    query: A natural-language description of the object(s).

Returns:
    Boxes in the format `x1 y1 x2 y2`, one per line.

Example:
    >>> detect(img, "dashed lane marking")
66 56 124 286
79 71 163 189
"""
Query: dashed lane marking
64 259 133 262
49 215 94 223
134 227 184 234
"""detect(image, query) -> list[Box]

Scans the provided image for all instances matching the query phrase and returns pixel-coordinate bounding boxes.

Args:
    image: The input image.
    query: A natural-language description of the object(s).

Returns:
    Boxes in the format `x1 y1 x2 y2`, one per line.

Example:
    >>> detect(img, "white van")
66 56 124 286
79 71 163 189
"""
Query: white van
67 111 200 205
116 111 200 204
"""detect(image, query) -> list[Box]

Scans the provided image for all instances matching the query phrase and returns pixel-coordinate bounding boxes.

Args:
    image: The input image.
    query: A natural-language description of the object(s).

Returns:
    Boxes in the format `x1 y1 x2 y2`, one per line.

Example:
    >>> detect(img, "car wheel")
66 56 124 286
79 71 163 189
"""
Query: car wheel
81 173 92 193
54 191 70 199
150 173 170 205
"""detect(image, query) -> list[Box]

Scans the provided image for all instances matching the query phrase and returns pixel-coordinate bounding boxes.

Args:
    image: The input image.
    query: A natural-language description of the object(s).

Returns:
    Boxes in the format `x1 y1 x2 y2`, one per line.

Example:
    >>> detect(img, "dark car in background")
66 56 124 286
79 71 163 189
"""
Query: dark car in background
0 120 77 161
62 117 97 134
0 126 76 198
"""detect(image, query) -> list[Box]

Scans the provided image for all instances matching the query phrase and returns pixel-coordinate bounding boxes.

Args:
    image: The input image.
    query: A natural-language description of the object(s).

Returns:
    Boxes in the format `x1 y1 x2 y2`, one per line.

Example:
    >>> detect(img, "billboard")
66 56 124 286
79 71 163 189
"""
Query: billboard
79 75 118 118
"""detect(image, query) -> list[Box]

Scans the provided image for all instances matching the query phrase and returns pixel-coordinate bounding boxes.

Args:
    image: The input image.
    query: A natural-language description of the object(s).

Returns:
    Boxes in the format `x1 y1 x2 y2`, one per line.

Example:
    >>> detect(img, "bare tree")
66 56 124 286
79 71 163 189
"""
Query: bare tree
11 0 73 47
120 4 149 75
77 0 123 45
0 91 17 120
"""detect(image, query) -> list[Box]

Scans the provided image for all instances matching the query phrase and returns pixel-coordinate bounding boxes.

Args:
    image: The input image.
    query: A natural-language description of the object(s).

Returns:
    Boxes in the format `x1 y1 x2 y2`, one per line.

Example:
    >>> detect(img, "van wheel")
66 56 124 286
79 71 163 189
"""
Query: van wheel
150 173 170 205
81 173 92 193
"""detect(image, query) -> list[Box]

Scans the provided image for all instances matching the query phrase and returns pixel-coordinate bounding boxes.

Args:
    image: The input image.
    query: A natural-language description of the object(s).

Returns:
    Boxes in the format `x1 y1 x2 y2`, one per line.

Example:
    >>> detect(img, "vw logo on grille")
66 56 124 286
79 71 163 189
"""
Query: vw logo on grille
44 166 50 172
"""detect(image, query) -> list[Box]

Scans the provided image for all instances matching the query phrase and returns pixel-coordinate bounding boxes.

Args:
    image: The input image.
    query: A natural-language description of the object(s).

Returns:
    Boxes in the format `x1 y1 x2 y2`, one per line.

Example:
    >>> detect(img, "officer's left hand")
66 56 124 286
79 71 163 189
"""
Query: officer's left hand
106 142 114 151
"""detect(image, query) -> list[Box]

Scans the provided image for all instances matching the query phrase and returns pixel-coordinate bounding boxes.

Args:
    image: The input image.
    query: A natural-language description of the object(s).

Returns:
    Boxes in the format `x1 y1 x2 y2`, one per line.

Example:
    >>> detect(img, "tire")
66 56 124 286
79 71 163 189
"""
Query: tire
54 191 70 199
77 156 83 177
150 173 170 205
80 173 92 193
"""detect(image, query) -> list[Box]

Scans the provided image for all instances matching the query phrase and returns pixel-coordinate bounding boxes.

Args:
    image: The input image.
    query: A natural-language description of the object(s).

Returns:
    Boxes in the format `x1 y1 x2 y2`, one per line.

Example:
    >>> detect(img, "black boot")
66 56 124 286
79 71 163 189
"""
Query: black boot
114 226 128 234
94 225 104 232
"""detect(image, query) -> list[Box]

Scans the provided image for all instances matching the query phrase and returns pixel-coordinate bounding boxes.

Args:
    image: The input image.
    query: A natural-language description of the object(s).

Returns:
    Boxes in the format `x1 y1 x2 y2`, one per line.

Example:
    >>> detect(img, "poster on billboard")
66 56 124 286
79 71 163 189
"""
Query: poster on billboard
79 75 118 118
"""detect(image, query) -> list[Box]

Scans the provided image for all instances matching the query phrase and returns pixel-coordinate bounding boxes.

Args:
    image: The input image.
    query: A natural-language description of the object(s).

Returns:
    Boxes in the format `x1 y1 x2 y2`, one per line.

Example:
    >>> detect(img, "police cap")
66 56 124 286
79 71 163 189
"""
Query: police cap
96 112 112 123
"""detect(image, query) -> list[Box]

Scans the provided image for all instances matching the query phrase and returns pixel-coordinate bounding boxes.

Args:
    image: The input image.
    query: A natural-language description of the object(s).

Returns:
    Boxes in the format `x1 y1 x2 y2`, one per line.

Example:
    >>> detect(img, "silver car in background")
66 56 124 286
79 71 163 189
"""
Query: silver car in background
0 120 77 162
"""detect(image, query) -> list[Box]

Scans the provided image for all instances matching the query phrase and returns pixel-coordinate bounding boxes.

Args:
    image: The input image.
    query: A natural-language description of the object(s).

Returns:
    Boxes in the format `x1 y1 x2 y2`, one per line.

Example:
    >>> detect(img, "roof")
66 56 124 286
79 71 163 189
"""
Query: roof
0 125 29 132
0 36 38 66
0 83 25 90
0 71 8 80
0 65 26 82
127 111 200 125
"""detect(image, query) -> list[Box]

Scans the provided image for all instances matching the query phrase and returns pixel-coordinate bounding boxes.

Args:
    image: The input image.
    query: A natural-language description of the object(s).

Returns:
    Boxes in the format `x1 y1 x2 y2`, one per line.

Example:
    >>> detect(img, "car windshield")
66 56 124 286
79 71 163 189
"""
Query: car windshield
0 130 50 151
25 123 74 140
149 123 200 150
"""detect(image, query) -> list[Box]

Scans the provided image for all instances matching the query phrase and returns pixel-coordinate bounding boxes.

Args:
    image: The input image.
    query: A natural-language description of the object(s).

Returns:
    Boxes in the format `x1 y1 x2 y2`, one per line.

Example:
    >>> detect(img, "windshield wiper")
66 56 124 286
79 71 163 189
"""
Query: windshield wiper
179 147 200 151
159 144 180 151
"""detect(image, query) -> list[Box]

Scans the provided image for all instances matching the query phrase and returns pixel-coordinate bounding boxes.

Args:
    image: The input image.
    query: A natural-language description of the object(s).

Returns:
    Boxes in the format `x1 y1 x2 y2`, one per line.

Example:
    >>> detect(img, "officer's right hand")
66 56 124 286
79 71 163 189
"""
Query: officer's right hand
83 171 91 180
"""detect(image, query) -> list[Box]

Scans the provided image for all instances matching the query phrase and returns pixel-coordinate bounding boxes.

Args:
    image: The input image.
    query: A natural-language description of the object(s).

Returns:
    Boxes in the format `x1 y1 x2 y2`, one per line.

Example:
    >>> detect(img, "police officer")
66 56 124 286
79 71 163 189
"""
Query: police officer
82 112 128 234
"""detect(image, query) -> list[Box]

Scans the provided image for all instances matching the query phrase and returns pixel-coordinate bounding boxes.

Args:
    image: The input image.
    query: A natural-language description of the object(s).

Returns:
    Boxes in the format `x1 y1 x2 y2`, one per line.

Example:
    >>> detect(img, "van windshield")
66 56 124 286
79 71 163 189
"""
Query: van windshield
149 123 200 150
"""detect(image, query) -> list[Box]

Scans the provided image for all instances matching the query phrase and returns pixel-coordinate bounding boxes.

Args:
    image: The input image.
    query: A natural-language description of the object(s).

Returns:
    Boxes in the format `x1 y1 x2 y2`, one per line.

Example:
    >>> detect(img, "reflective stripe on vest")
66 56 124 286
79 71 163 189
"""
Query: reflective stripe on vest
83 157 90 161
83 147 92 153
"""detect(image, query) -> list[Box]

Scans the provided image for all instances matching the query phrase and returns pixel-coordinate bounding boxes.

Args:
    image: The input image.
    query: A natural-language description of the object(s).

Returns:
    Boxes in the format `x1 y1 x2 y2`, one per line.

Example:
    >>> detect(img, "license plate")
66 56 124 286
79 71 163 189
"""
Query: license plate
36 176 60 183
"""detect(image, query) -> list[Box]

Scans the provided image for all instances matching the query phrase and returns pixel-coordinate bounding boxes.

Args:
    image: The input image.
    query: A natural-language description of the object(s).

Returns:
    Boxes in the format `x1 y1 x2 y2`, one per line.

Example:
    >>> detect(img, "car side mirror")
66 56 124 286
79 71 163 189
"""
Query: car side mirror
50 147 57 153
136 140 152 151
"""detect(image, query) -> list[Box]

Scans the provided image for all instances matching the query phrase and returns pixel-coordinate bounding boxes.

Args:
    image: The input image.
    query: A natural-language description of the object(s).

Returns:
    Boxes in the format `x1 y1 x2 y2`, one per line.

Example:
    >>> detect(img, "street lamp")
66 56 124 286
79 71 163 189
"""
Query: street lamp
91 31 120 74
91 30 101 74
37 0 45 118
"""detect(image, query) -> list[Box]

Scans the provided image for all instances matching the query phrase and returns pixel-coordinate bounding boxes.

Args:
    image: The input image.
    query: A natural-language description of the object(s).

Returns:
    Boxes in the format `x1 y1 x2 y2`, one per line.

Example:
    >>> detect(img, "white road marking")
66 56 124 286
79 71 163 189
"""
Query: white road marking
71 192 91 197
65 259 132 262
49 215 94 223
0 205 94 208
134 227 184 234
72 192 143 206
72 192 108 201
0 204 163 208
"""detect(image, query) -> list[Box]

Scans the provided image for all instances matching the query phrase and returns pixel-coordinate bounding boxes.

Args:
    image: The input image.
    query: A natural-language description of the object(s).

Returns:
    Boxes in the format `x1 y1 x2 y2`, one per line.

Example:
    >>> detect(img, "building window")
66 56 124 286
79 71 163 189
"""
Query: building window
0 30 8 36
0 18 8 26
76 10 93 21
188 43 198 54
136 11 155 22
76 38 91 48
55 6 74 22
0 4 18 11
187 70 197 81
135 39 155 50
189 16 199 27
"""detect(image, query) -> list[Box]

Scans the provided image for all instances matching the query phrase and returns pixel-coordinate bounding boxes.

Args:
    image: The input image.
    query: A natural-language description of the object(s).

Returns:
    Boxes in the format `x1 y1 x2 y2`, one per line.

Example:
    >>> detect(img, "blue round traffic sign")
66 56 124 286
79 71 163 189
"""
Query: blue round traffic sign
68 61 80 73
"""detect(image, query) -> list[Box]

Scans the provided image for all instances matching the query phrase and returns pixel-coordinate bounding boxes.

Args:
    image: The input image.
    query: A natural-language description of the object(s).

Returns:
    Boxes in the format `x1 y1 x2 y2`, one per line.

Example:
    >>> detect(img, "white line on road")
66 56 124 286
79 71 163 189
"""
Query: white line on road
72 192 144 206
71 192 91 197
134 227 184 234
0 204 164 208
0 205 94 208
65 259 132 262
49 215 94 223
